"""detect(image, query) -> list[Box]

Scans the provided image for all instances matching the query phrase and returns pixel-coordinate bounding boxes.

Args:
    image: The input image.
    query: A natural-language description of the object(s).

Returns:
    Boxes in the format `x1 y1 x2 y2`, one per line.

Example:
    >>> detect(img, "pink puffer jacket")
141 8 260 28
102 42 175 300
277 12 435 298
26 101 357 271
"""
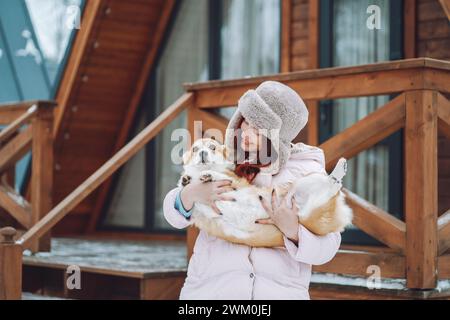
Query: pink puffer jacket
163 143 341 300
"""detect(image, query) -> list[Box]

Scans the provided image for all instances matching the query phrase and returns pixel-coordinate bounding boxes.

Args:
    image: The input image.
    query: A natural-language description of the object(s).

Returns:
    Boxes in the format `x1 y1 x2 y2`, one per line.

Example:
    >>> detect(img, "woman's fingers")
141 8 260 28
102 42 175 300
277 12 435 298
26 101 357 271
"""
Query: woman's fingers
215 186 235 194
259 195 273 215
255 218 275 225
213 180 232 188
210 201 222 215
271 188 278 209
216 194 236 202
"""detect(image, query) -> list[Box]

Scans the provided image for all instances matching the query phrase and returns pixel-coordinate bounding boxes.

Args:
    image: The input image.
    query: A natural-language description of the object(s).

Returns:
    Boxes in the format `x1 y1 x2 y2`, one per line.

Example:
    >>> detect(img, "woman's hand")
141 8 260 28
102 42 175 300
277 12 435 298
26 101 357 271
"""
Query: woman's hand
180 180 236 214
256 189 300 244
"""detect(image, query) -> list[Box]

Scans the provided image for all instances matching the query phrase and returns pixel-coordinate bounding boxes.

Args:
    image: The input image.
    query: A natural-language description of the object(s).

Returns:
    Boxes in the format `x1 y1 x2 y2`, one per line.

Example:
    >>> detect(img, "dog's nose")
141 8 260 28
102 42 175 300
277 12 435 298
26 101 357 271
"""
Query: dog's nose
200 150 208 162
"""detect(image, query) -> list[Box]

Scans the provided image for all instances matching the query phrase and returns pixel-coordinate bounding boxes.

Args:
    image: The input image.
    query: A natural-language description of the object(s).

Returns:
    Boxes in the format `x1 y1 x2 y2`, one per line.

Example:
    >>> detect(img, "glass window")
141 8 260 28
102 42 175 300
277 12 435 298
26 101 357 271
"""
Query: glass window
25 0 83 91
216 0 281 119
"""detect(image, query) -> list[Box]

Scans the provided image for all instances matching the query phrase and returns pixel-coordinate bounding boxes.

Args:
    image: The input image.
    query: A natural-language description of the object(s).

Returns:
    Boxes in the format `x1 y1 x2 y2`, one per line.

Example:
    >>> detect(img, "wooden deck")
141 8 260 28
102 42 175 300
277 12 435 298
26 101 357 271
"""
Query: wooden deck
23 238 187 277
22 238 187 299
309 273 450 300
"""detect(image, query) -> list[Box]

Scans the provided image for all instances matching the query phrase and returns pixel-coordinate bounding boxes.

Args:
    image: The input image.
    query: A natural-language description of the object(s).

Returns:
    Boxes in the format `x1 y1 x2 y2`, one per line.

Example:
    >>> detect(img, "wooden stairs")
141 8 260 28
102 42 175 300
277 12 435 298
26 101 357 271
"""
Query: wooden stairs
22 238 187 300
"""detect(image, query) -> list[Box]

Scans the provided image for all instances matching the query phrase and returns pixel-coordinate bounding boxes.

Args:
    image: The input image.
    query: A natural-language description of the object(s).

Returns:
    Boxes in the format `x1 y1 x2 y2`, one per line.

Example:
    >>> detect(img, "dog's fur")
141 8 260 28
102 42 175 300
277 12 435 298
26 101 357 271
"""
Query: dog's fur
179 138 353 247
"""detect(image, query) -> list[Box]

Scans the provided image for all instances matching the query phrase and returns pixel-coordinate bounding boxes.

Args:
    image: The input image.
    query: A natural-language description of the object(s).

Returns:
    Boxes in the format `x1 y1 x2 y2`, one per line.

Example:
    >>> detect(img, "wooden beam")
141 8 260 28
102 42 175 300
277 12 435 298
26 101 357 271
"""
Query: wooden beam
0 105 36 145
0 182 31 229
438 210 450 255
86 0 176 233
191 108 228 141
404 0 416 59
0 101 55 125
344 189 406 253
320 94 406 171
29 107 54 252
405 90 439 289
313 250 405 279
439 0 450 21
0 126 32 174
0 228 22 300
184 58 450 108
439 254 450 279
437 92 450 140
53 0 104 138
19 93 194 249
280 0 292 73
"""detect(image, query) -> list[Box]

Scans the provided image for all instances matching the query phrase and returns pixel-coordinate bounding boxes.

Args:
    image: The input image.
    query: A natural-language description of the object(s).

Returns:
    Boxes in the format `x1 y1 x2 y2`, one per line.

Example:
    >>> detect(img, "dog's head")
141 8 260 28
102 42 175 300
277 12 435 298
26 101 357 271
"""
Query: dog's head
183 138 229 167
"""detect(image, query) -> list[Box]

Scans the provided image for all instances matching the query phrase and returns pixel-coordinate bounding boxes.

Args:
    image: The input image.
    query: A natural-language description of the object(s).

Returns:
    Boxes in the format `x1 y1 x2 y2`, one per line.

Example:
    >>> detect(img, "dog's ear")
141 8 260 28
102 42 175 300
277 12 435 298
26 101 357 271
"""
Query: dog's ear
182 149 192 165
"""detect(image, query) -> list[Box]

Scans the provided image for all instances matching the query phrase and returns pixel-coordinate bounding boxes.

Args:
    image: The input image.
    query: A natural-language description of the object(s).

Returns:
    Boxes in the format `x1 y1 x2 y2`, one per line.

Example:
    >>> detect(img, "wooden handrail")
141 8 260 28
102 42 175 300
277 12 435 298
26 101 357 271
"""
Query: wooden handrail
0 101 56 125
0 105 36 145
344 189 406 253
18 92 194 248
0 100 57 252
183 58 450 107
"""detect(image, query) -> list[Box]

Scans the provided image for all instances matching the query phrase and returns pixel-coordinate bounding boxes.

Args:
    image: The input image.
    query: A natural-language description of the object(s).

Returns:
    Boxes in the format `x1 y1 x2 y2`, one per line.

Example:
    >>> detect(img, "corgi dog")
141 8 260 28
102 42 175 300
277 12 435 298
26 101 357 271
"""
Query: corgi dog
179 138 353 247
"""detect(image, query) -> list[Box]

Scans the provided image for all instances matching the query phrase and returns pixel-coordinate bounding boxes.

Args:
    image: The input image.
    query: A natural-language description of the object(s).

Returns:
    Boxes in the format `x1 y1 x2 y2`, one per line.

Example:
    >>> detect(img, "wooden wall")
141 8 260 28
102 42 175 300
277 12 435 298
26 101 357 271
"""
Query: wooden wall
416 0 450 215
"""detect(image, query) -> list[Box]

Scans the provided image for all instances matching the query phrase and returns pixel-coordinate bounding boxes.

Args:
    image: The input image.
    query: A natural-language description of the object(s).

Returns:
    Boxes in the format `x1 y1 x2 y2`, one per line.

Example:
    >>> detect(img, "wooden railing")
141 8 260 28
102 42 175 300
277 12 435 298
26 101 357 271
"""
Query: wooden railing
0 101 56 253
0 58 449 299
0 93 193 299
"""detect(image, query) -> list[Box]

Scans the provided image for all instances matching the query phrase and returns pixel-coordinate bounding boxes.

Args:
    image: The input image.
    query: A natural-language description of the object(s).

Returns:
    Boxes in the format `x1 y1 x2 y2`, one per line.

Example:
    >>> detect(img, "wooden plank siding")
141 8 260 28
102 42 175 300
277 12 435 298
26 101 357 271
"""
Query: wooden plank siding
416 0 450 216
50 0 175 234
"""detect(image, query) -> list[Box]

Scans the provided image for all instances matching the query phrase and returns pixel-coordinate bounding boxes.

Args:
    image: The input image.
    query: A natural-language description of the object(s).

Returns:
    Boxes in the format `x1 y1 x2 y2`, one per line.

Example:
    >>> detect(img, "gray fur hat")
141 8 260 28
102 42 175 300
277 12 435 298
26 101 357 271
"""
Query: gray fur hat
224 81 309 175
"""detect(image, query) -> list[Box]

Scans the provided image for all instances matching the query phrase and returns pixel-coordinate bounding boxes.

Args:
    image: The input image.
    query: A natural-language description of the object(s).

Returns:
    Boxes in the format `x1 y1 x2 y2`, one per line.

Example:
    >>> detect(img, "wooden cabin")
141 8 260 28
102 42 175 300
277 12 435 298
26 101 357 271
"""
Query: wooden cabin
0 0 449 300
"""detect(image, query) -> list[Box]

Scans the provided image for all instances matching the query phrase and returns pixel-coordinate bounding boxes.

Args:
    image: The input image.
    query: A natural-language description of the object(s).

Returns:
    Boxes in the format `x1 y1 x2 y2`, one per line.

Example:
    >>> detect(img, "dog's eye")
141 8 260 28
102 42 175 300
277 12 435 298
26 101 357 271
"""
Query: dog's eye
208 144 216 151
193 146 199 152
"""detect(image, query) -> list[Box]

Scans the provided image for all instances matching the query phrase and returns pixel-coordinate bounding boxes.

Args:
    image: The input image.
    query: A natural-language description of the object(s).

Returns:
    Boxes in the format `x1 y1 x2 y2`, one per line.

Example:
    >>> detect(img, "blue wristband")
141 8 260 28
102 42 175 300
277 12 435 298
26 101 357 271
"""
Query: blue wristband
174 190 192 218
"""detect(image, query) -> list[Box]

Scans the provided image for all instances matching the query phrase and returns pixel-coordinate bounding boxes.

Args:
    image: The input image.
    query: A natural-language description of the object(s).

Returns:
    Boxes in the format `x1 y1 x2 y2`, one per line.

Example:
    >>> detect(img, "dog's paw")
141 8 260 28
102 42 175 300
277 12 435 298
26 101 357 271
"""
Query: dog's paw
181 175 192 186
200 173 213 183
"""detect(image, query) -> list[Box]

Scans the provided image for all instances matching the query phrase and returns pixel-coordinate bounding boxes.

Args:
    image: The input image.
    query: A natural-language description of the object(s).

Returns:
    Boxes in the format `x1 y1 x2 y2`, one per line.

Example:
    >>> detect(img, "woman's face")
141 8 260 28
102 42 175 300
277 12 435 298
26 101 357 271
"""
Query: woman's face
240 119 262 152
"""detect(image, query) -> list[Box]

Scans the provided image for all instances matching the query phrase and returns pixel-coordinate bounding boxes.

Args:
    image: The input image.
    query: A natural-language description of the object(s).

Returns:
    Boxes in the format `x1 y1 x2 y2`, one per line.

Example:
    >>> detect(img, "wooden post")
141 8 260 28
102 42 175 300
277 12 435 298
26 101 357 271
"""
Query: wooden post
29 104 54 252
404 90 438 289
0 227 22 300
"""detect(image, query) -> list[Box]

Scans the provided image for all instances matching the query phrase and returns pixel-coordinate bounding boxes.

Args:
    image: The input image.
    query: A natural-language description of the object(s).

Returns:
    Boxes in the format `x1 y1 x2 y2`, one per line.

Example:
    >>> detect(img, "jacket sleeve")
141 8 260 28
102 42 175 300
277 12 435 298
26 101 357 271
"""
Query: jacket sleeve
283 226 341 265
282 147 341 265
163 186 194 229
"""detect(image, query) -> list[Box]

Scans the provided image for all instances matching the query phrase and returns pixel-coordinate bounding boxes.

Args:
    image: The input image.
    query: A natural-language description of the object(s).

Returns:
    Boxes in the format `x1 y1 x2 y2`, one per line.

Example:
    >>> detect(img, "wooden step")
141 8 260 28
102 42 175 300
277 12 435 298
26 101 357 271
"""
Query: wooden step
22 237 187 300
309 273 450 300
